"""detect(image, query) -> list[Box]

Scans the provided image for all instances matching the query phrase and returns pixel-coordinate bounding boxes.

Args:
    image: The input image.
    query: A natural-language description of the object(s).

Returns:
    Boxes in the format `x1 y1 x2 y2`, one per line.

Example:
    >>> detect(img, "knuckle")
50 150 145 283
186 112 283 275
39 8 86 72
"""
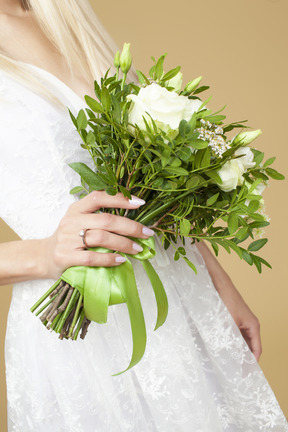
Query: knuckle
93 229 105 246
80 252 95 267
89 190 102 203
53 248 66 268
99 212 113 228
58 216 71 232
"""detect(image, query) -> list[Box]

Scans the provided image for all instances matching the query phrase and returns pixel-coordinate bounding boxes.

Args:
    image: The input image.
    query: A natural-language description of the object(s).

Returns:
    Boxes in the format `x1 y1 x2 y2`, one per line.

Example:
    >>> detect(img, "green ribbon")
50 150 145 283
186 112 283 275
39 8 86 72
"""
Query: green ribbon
59 236 168 375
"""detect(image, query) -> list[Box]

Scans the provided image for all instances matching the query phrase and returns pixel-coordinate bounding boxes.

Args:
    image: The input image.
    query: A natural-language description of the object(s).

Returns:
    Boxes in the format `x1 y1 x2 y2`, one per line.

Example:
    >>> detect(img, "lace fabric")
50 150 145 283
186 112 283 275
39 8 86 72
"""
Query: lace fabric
1 67 287 431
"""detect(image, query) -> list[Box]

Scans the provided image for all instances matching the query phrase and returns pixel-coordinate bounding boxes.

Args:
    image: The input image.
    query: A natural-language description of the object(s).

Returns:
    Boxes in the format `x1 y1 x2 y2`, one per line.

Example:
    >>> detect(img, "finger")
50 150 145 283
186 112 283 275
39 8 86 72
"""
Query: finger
249 333 262 362
79 229 144 255
72 191 146 214
242 325 262 361
76 213 154 239
68 250 127 268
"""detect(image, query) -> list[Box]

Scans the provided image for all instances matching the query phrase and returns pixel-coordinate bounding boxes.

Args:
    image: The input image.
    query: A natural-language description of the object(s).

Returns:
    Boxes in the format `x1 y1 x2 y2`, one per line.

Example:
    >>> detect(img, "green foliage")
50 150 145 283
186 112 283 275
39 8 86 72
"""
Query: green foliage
67 49 285 274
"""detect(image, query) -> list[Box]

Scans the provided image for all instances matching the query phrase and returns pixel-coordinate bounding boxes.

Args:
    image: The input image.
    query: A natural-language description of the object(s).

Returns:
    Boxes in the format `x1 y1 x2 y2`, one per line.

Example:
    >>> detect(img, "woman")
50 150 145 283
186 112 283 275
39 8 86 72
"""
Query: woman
0 1 287 431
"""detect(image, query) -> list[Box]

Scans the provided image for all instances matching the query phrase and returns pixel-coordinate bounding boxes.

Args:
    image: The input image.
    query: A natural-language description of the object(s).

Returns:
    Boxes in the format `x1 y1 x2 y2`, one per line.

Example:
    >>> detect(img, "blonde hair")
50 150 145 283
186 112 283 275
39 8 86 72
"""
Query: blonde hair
0 0 134 105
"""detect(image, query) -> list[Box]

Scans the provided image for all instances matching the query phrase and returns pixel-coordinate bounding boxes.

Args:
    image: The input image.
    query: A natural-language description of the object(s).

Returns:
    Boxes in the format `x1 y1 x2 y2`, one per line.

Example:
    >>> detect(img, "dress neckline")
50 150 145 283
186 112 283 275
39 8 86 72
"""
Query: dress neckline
20 61 88 108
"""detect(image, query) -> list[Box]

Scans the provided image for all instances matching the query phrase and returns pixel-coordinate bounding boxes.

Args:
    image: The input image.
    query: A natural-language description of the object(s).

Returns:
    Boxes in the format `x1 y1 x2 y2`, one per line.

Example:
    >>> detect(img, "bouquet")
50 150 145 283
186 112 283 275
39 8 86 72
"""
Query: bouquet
31 43 284 374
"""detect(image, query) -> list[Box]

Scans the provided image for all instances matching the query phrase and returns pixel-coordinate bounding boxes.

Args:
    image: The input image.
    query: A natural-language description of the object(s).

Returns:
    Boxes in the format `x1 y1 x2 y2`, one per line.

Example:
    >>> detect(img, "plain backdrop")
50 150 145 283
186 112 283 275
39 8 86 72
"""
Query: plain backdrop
0 0 287 426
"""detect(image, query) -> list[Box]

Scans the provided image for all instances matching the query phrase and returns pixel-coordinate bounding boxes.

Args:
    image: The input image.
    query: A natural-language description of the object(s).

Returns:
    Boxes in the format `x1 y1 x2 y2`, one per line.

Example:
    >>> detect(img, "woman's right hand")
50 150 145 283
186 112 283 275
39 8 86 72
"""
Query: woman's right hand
42 191 154 280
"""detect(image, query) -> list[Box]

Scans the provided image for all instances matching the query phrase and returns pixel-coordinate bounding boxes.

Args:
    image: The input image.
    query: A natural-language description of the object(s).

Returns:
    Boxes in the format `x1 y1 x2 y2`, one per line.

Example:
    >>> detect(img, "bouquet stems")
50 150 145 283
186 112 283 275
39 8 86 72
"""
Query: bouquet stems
31 280 91 340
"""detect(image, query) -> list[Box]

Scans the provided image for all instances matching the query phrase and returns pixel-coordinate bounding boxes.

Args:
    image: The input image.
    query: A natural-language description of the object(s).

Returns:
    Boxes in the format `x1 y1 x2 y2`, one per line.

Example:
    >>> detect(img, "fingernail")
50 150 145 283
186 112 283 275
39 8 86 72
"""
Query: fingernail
115 256 126 263
142 227 154 236
133 243 143 252
129 196 146 206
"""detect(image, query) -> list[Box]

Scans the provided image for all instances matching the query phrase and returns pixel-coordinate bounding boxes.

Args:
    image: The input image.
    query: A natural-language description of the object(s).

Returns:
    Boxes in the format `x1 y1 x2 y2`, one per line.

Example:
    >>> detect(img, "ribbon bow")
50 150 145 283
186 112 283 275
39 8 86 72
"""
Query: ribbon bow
60 236 168 374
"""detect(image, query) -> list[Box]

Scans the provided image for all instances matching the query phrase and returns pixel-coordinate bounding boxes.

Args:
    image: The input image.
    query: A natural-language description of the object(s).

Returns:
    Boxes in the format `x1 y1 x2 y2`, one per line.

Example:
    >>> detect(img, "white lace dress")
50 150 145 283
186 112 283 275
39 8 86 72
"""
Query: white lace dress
0 65 287 432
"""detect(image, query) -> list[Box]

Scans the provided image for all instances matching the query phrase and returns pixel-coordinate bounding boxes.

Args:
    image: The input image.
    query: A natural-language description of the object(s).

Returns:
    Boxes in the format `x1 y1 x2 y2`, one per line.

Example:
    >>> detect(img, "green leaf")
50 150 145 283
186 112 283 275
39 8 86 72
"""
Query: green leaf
247 200 260 214
193 85 209 95
174 251 180 261
188 139 208 150
228 212 238 234
265 167 285 180
206 193 219 206
178 247 186 255
105 186 117 195
179 120 188 138
85 95 104 113
154 54 166 80
201 147 211 168
101 86 111 112
183 256 197 273
236 227 249 241
228 241 243 259
252 150 264 166
263 156 276 168
69 186 83 195
69 162 107 190
111 94 121 123
250 170 269 180
119 185 131 199
186 176 200 189
177 146 191 161
251 254 262 273
205 114 226 123
257 255 272 269
76 109 88 130
205 170 222 183
136 70 150 86
242 249 253 265
180 218 191 236
68 109 78 128
164 166 189 176
248 238 268 251
86 130 95 146
162 66 181 82
211 242 219 256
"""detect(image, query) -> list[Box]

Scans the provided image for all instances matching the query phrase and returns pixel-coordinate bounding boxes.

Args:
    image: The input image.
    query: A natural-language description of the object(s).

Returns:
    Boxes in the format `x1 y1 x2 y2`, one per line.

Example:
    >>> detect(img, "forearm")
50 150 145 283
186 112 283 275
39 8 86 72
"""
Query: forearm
0 239 48 286
196 241 233 293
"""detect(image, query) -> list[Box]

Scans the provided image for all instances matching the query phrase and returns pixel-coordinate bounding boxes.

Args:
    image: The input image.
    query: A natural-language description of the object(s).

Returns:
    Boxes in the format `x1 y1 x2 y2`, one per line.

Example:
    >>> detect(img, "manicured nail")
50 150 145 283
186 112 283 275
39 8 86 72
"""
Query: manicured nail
115 256 126 263
142 227 154 236
129 196 146 206
133 243 143 252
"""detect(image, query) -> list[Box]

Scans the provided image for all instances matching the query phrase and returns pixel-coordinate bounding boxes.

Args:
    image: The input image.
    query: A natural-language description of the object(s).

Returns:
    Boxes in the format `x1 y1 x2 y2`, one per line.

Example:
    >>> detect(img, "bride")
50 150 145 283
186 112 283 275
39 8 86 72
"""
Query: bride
0 1 287 431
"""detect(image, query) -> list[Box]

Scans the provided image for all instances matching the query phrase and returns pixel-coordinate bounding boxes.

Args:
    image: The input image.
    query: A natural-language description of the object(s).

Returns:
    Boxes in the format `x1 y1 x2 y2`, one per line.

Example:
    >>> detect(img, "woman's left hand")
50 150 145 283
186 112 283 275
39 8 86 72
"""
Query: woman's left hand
214 279 262 361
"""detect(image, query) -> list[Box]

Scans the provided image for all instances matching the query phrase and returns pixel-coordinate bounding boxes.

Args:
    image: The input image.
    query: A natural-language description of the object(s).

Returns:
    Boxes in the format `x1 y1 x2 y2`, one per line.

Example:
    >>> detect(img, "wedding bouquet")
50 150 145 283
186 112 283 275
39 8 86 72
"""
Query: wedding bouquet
31 43 284 374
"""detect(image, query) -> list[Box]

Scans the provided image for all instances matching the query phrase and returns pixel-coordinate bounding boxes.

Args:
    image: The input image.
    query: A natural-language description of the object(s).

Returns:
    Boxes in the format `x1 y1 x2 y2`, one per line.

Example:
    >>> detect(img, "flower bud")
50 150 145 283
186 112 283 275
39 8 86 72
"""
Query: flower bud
114 50 120 68
234 129 262 145
120 42 132 74
166 71 183 92
183 76 202 93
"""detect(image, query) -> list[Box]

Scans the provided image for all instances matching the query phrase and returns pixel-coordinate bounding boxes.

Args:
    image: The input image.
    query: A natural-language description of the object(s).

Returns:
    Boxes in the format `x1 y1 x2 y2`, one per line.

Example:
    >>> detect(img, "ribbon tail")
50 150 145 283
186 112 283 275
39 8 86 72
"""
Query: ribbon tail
141 260 168 331
112 259 147 376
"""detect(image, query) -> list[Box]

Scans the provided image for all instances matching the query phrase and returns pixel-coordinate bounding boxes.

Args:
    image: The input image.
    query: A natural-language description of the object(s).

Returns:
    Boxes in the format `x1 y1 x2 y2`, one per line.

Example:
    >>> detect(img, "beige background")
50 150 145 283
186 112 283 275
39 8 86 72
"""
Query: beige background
1 0 287 425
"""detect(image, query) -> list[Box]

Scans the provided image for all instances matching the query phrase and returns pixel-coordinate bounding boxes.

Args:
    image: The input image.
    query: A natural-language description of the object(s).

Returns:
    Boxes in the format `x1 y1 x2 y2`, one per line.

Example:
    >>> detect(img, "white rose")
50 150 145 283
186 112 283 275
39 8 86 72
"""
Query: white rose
217 159 245 192
126 83 202 140
234 146 255 170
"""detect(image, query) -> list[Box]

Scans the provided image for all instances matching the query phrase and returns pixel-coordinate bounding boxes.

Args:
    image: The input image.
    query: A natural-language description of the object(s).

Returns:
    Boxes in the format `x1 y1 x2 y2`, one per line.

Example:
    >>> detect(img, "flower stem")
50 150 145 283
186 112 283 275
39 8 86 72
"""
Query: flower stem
68 294 83 338
30 279 61 313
